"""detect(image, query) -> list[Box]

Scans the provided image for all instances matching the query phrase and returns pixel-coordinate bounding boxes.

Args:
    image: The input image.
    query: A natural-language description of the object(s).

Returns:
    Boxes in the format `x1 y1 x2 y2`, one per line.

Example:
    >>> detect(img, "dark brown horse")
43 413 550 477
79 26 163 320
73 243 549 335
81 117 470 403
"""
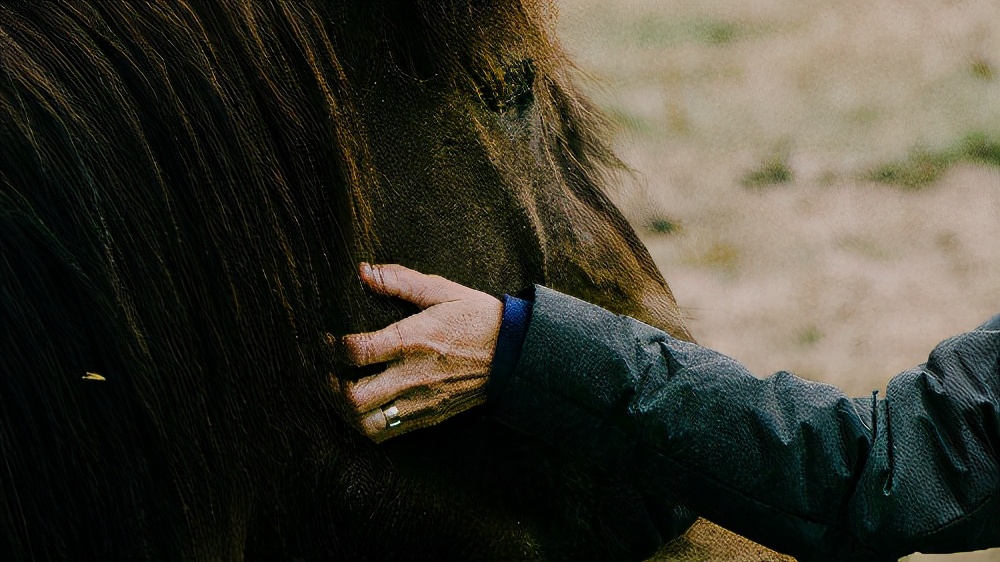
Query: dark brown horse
0 2 791 560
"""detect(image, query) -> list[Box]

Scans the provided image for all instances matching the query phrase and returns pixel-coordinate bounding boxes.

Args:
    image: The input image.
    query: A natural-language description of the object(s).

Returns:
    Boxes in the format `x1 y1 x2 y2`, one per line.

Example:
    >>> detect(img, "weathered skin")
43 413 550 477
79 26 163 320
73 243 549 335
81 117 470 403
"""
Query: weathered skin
1 2 790 560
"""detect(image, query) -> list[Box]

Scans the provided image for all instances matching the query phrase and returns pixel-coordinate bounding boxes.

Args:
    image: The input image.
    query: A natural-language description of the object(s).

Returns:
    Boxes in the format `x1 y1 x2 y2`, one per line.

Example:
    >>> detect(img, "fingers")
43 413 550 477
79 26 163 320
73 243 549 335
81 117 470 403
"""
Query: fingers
350 377 488 443
339 357 480 415
335 262 497 443
358 400 421 444
359 406 392 440
332 355 489 443
339 359 424 413
341 313 425 366
360 263 470 309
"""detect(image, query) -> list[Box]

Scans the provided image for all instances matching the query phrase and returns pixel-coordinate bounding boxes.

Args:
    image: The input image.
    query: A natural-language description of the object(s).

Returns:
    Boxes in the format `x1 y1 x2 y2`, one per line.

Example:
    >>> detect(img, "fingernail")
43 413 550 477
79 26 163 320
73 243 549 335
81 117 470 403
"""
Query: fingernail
360 262 372 278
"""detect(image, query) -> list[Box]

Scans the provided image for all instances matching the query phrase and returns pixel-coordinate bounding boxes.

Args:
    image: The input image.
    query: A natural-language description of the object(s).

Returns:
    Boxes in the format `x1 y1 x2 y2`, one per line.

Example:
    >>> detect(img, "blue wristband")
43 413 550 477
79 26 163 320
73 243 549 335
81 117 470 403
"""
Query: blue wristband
487 294 533 405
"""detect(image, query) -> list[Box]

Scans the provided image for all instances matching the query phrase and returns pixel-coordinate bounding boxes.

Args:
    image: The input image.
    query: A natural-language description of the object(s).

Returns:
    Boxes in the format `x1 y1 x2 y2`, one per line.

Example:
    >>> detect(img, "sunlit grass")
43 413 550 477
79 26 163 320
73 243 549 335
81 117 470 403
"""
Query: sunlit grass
959 131 1000 167
869 131 1000 189
868 147 951 189
645 215 682 234
796 325 823 347
741 158 793 188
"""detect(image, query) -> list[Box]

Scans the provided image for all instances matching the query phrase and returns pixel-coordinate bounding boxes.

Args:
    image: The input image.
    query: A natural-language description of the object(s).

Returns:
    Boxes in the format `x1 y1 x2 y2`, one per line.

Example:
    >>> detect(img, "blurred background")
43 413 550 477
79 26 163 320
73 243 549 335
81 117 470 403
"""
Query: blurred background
556 0 1000 560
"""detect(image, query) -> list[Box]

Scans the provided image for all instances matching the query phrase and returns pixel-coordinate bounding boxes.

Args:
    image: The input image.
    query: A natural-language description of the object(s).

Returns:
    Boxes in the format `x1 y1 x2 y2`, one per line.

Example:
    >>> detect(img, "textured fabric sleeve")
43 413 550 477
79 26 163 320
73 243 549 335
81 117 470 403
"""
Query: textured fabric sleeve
490 286 1000 561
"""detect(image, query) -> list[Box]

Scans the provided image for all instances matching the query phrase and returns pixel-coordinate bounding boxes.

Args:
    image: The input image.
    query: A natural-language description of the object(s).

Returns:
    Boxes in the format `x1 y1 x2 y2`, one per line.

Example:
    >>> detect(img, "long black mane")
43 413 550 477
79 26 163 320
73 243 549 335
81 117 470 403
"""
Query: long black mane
1 1 637 559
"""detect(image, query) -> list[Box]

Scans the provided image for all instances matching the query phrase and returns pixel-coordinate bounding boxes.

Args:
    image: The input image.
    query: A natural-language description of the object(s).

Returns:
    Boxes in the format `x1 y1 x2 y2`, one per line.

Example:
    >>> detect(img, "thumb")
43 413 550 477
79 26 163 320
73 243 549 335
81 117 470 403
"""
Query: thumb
359 263 470 309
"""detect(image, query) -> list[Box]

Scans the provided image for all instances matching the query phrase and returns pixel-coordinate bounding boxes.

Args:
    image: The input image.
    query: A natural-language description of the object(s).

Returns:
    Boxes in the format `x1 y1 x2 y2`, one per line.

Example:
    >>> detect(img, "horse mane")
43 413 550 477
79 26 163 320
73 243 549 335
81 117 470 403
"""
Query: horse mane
1 0 621 255
0 1 625 557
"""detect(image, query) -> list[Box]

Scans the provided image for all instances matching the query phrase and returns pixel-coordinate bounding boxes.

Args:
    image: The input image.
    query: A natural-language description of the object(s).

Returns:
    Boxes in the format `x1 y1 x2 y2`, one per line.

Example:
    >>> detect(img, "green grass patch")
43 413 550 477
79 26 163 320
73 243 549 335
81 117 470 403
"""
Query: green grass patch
868 147 950 189
957 131 1000 166
797 325 824 346
645 215 681 234
741 158 793 188
694 21 741 45
868 131 1000 189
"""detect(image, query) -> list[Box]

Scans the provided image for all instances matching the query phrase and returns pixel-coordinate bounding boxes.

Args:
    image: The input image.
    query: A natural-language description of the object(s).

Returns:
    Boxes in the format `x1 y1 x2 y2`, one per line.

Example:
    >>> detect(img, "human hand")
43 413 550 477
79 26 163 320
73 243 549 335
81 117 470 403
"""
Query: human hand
334 264 503 443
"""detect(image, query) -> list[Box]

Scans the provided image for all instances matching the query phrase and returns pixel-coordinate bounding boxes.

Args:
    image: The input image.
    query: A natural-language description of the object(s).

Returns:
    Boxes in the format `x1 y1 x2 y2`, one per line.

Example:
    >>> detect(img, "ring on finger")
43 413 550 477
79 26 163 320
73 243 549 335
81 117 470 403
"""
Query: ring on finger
381 404 401 429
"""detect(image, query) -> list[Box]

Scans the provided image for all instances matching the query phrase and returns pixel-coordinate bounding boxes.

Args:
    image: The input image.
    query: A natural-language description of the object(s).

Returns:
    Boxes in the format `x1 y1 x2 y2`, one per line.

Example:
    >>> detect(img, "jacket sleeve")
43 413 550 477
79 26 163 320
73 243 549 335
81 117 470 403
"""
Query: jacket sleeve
490 286 1000 561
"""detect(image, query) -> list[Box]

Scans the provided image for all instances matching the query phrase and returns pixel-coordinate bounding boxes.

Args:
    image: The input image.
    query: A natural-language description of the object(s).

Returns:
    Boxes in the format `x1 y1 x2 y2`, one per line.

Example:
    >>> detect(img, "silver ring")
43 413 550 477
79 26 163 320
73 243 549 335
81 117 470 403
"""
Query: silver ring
382 404 401 429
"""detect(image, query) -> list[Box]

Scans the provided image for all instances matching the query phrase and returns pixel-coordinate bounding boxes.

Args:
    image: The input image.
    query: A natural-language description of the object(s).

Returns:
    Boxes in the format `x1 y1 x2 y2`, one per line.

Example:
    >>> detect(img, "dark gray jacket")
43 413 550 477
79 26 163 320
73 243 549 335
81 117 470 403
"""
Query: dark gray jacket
490 286 1000 561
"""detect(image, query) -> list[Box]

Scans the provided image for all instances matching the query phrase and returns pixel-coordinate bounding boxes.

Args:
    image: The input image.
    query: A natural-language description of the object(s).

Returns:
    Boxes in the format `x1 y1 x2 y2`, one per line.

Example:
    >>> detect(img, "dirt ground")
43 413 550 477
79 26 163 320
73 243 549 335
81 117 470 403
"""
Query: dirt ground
556 0 1000 560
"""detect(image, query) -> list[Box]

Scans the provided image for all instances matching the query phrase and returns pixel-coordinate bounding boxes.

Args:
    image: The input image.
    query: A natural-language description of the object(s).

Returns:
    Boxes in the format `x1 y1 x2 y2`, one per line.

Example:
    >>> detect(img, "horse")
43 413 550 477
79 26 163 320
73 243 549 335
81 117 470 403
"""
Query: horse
0 2 791 559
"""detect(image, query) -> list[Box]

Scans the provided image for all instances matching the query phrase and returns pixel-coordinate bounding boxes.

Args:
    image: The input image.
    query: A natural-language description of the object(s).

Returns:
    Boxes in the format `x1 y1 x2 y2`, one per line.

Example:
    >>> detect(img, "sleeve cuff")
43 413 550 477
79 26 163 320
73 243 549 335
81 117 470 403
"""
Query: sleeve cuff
486 294 533 405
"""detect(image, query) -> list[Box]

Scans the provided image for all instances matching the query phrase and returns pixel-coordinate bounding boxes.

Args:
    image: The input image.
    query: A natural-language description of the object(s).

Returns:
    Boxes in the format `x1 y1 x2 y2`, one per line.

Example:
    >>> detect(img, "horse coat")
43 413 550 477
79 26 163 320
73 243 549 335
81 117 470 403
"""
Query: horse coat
0 2 792 560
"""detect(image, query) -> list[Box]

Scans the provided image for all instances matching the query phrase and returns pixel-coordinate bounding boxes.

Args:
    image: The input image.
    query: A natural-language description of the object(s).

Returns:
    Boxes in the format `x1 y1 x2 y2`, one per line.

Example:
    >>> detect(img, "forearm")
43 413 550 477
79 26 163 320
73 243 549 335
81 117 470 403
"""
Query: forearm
489 286 1000 560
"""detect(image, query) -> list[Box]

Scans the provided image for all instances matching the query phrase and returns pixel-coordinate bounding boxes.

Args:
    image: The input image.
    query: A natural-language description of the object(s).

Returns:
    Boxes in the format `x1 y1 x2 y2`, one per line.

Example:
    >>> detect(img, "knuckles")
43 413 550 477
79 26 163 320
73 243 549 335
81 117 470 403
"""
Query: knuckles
410 340 449 359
